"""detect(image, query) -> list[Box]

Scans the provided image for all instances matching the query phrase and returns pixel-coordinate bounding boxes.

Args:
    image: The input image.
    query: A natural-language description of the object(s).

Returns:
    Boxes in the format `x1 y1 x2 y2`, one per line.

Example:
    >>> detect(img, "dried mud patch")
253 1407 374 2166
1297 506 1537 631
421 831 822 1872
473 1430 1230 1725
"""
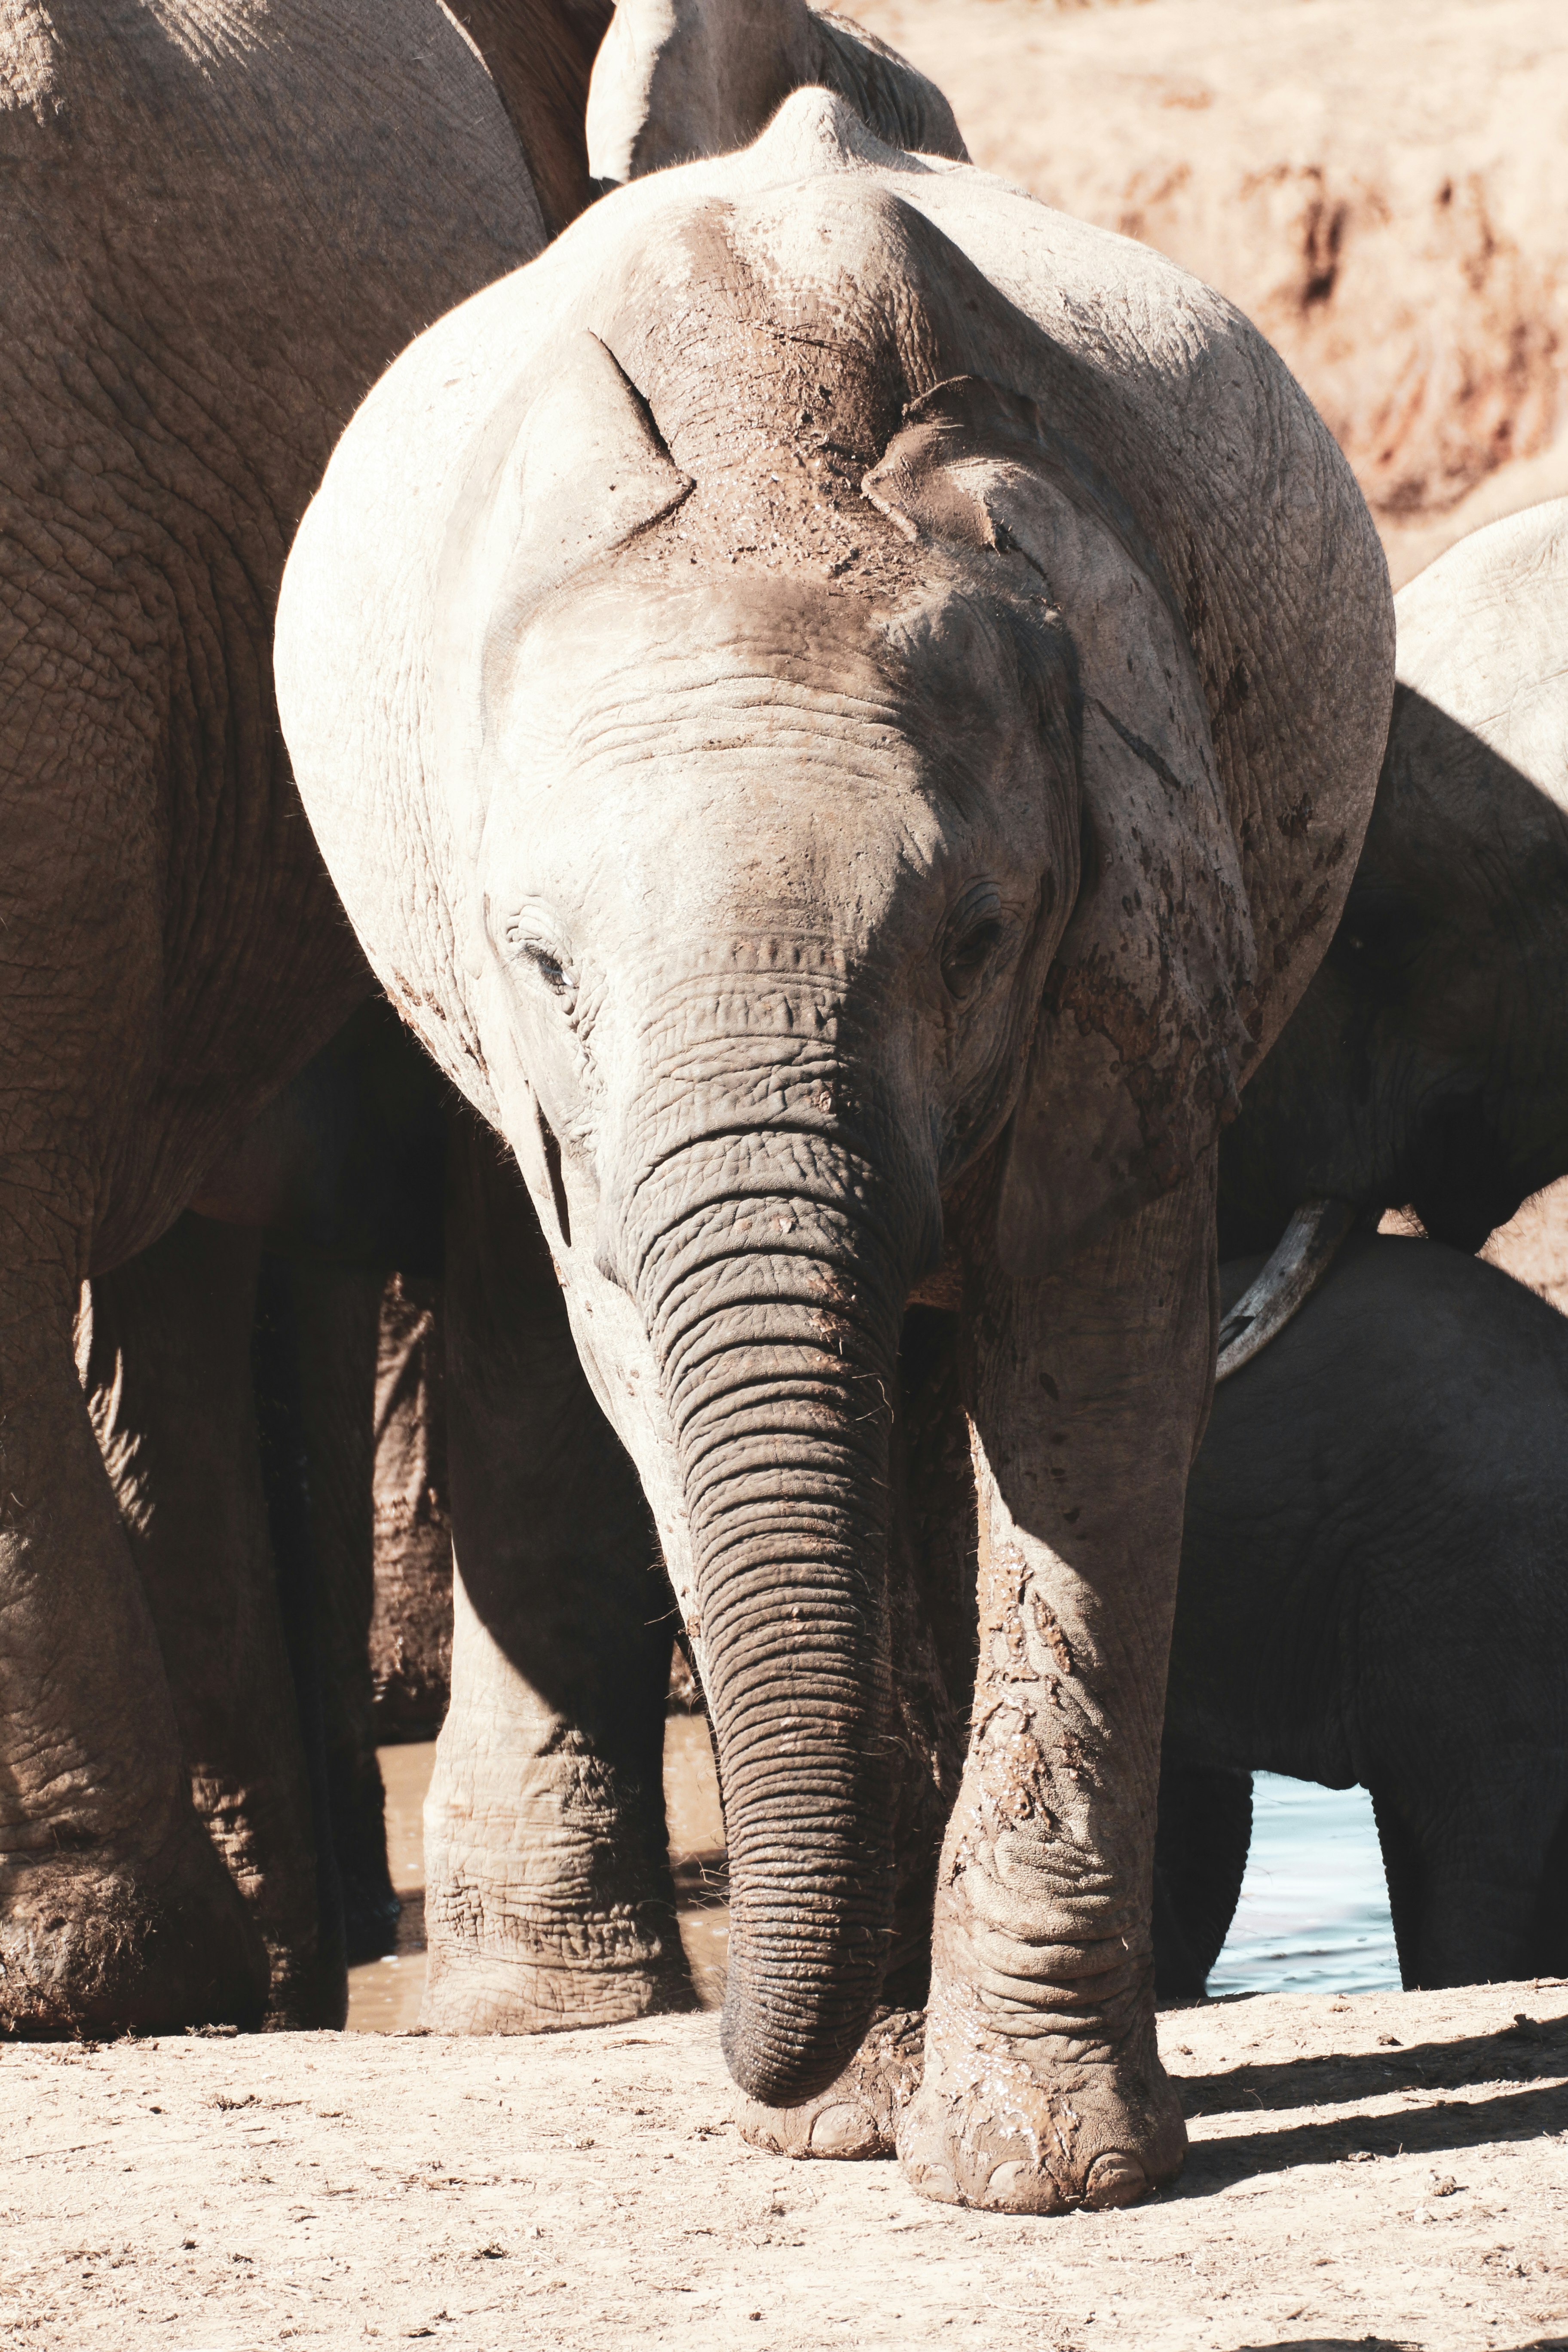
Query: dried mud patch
2 1981 1565 2347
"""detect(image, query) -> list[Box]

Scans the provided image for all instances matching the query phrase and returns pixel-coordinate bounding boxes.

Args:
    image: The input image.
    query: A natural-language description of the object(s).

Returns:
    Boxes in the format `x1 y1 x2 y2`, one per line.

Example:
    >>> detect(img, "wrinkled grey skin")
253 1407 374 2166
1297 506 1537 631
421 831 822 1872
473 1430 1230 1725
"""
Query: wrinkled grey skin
79 1218 346 2021
1155 1236 1568 1997
0 0 565 2039
1220 499 1568 1260
587 0 966 187
278 98 1390 2209
201 990 451 1968
370 1273 455 1745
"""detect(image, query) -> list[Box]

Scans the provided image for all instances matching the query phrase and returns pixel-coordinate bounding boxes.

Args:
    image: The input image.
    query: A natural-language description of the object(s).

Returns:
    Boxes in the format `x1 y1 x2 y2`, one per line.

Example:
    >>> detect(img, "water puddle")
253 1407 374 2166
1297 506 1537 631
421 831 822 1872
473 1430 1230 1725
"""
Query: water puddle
1209 1772 1400 1997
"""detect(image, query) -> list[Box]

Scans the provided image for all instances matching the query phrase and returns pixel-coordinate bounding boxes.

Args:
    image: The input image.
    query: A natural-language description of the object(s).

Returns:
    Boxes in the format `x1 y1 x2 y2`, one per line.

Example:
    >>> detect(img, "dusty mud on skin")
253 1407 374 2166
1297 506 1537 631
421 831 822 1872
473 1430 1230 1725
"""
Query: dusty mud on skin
3 1983 1565 2346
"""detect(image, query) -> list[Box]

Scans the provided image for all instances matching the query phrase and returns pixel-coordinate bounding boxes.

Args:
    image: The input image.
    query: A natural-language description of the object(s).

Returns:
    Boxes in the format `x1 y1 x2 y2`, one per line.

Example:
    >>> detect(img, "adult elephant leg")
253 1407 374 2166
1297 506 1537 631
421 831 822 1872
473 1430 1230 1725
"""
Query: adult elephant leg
371 1273 453 1743
85 1216 340 2026
421 1115 695 2033
1368 1785 1426 1987
277 1255 399 1964
898 1164 1218 2212
0 1243 267 2038
1371 1769 1568 1990
1151 1761 1253 2000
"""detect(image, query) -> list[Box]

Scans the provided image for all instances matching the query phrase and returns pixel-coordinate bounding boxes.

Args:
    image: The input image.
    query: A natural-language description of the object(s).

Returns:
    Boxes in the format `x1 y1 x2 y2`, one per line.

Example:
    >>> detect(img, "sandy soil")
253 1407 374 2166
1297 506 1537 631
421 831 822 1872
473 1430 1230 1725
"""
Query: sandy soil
1482 1179 1568 1316
4 1981 1565 2348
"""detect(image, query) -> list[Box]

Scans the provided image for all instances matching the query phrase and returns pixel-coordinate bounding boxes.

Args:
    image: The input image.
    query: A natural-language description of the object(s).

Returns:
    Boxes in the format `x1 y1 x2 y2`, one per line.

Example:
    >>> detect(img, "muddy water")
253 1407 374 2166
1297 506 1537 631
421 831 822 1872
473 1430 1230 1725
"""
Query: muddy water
345 1716 730 2031
347 1737 1399 2029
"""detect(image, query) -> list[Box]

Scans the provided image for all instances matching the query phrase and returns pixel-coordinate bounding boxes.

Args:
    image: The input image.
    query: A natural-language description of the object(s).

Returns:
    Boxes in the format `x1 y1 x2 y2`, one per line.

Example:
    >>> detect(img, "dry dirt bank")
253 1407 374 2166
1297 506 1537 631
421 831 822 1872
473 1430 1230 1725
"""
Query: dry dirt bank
3 1983 1566 2350
851 0 1568 586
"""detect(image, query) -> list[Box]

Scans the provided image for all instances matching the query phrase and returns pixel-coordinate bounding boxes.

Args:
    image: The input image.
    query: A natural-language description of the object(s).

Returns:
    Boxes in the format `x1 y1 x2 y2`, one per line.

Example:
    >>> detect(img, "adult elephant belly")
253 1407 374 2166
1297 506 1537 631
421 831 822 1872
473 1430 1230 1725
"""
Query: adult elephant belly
0 0 545 2040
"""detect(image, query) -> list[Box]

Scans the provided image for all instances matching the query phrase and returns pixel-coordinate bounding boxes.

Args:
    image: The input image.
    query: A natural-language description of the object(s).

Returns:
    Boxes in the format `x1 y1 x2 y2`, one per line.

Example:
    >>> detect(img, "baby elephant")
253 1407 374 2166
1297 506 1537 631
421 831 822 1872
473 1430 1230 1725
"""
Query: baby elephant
1156 1234 1568 1996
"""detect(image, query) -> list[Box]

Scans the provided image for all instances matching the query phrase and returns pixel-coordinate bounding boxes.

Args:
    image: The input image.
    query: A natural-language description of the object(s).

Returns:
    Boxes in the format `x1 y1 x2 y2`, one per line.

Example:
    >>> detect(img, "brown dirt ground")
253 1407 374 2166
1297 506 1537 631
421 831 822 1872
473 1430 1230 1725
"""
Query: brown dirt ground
14 1730 1567 2344
3 1980 1565 2348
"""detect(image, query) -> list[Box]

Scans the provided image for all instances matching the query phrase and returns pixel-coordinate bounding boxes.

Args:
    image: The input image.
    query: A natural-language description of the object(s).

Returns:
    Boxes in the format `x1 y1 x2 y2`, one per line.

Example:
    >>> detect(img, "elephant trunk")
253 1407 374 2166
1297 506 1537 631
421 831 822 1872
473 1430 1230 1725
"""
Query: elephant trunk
626 1136 908 2105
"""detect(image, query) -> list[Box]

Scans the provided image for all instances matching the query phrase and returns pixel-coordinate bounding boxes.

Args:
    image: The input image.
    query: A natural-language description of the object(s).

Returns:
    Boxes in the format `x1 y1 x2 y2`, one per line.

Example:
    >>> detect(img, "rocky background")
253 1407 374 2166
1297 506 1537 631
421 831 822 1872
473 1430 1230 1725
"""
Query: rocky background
852 0 1568 587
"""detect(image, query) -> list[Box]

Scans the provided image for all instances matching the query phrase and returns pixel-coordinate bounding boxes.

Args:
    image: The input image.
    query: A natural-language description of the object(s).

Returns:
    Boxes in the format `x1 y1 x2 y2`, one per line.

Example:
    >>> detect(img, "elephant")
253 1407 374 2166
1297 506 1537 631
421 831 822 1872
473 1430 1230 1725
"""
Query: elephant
276 92 1391 2210
0 0 979 2041
0 0 614 2042
586 0 966 188
1215 497 1568 1359
1154 1233 1568 1998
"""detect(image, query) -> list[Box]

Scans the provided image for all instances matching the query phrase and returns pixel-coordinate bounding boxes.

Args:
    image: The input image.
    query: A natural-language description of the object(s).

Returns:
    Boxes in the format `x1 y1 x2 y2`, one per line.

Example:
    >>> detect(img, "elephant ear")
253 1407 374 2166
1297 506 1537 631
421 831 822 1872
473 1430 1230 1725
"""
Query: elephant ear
433 330 693 868
585 0 965 188
864 377 1254 1268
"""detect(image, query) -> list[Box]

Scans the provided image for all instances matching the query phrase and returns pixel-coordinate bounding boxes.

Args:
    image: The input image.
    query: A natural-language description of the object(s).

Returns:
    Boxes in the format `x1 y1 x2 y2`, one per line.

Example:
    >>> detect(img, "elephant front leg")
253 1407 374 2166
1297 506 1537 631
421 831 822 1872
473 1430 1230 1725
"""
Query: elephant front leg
279 1254 400 1966
89 1216 344 2027
898 1167 1218 2212
2 1253 269 2038
420 1116 695 2034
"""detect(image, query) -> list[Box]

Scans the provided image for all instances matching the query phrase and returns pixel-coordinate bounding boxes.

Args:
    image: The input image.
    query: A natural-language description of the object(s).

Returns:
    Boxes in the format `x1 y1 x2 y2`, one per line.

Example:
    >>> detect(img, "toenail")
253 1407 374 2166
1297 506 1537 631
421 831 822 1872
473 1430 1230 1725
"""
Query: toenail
1082 2151 1148 2209
806 2102 880 2159
986 2159 1063 2213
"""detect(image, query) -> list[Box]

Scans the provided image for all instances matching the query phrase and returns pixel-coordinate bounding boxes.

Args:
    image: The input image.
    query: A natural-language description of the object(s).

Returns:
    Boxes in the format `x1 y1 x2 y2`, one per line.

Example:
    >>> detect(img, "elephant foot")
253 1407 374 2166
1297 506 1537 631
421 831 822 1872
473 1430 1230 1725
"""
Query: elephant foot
894 1996 1186 2213
420 1898 699 2035
0 1815 269 2040
739 2006 926 2159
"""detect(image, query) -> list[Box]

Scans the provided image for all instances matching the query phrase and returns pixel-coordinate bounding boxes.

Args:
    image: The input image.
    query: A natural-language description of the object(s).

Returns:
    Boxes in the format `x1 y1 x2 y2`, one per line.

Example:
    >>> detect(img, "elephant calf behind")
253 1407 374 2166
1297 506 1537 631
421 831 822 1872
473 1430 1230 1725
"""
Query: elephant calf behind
1159 1234 1568 1997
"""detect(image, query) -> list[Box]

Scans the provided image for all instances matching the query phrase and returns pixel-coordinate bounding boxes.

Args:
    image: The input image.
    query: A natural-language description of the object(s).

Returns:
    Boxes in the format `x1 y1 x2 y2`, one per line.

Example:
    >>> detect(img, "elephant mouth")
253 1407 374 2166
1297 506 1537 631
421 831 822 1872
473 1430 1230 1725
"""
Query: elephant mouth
1218 1085 1542 1376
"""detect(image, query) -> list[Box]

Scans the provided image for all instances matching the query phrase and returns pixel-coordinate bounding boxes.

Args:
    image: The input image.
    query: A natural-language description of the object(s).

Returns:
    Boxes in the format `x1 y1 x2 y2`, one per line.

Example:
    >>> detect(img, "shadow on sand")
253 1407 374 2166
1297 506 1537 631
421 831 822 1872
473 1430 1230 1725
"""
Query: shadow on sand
1234 2341 1568 2352
1172 2009 1568 2194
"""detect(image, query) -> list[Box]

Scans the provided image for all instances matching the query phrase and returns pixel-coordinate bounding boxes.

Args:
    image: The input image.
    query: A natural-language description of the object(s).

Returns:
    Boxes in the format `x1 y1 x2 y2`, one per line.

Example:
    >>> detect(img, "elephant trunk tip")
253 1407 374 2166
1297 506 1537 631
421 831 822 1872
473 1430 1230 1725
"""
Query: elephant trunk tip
718 1963 882 2107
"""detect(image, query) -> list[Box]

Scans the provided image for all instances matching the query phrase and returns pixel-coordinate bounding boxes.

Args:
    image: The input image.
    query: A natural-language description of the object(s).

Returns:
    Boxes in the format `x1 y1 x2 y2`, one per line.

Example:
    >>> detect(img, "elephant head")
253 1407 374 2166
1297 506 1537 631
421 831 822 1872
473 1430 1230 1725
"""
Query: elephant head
585 0 967 188
278 97 1388 2100
1218 499 1568 1326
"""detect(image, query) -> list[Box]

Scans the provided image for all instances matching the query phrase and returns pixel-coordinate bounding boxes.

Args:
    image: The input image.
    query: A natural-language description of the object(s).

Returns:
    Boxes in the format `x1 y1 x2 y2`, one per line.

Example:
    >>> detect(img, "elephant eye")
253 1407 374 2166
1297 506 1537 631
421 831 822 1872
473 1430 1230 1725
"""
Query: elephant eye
942 885 1006 1001
519 942 574 1001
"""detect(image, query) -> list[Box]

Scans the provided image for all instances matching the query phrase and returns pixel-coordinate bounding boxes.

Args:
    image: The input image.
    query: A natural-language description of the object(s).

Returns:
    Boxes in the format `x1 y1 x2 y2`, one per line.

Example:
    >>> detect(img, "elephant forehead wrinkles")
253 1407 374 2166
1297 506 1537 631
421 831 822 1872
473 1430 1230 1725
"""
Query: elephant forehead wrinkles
493 574 1060 873
624 964 885 1059
605 978 896 1141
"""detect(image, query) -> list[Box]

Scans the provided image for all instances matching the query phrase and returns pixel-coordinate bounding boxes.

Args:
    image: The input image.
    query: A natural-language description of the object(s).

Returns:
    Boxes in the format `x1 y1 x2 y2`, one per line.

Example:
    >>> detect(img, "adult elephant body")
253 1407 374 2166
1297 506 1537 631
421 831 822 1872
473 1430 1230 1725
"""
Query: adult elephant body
1156 1236 1568 1997
279 96 1391 2209
0 0 598 2038
1221 497 1568 1264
